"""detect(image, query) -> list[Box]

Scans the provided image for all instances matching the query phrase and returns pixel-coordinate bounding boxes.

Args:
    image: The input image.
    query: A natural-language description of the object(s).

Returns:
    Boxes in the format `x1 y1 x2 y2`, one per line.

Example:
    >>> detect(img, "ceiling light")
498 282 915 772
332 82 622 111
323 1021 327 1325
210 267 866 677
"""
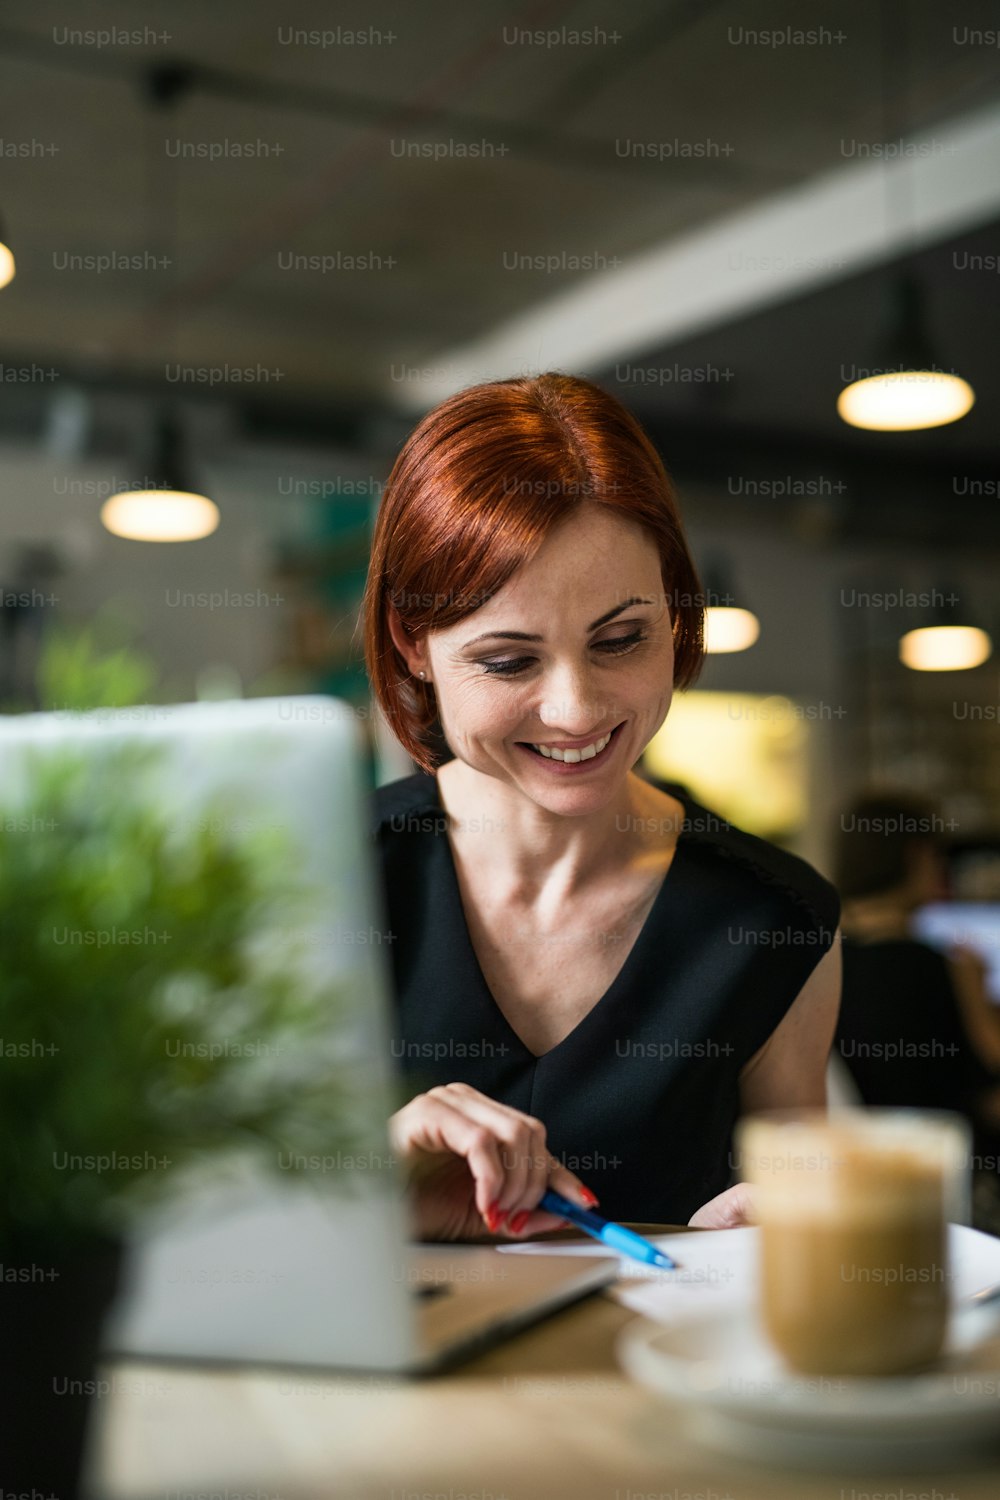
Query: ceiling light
838 372 974 432
899 587 991 671
840 2 974 434
704 607 761 654
101 490 219 542
701 558 760 654
838 275 974 431
101 412 219 542
0 213 15 290
899 625 991 672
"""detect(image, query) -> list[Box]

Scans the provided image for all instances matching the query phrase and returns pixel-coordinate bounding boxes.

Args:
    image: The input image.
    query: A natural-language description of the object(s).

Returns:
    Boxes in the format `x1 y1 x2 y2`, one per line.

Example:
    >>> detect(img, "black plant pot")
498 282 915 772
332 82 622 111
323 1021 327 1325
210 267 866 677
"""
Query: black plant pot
0 1231 124 1499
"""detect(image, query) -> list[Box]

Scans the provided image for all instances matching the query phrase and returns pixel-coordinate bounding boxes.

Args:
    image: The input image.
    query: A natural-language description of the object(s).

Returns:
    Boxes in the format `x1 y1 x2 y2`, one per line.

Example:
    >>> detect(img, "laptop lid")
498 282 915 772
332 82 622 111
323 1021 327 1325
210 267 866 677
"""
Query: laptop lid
1 696 422 1371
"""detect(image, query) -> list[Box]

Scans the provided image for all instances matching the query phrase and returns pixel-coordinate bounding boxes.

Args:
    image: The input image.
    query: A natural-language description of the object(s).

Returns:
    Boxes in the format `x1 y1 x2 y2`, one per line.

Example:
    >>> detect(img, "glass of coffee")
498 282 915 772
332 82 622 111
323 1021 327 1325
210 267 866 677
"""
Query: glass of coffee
735 1108 970 1377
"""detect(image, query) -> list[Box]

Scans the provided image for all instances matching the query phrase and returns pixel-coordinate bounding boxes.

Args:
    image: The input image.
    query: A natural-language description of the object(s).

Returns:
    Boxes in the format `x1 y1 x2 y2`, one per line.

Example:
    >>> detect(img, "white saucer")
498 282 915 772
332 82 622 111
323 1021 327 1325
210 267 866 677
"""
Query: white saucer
617 1301 1000 1469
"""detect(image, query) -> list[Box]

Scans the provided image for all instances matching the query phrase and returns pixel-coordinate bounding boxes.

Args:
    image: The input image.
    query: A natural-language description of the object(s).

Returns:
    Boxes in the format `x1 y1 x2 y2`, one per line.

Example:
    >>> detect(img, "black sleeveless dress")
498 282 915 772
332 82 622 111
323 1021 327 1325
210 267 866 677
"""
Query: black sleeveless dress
371 768 840 1224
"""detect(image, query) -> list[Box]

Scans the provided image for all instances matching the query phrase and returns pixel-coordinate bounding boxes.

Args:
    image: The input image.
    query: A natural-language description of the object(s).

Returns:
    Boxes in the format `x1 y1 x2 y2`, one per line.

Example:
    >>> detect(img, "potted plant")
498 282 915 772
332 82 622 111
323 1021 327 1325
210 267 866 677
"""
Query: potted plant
0 731 383 1498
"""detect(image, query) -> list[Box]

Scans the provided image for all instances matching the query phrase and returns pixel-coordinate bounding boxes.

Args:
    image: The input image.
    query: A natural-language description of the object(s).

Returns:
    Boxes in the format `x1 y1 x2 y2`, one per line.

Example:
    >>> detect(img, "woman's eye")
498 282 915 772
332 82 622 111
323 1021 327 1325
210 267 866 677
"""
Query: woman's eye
596 629 646 655
479 656 533 676
479 630 647 677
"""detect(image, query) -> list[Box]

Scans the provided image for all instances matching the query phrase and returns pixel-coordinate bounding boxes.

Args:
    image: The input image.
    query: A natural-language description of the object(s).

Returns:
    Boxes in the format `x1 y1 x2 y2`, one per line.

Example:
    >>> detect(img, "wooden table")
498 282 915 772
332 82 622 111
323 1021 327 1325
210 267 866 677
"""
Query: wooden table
91 1224 1000 1500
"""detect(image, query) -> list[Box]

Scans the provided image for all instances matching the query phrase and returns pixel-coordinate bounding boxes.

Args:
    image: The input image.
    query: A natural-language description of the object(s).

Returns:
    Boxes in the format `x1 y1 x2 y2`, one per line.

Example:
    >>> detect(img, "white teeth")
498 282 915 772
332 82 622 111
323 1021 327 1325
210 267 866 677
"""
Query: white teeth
531 730 613 762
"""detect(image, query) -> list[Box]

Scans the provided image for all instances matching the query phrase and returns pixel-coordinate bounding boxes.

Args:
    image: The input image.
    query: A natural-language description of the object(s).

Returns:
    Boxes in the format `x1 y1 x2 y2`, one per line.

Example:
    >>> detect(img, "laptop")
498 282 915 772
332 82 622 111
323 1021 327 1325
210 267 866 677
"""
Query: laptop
912 901 1000 1005
1 697 615 1374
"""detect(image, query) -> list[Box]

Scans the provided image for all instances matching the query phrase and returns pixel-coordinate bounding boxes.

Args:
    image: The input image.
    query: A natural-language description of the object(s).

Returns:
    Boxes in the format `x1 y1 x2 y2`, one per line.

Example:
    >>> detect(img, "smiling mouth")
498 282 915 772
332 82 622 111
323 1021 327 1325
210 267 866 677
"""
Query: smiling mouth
518 721 625 765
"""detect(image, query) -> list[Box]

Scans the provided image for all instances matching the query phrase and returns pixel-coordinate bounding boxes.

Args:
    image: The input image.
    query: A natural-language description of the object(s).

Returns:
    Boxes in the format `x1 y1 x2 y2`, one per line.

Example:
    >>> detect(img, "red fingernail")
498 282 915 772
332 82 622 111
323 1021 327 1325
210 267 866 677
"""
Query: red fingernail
484 1202 507 1232
580 1188 599 1207
509 1210 531 1234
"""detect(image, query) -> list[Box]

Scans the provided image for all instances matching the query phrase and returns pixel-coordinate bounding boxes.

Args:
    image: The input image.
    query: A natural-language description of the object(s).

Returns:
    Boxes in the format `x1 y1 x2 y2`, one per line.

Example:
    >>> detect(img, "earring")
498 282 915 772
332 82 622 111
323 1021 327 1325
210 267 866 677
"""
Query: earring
418 670 426 679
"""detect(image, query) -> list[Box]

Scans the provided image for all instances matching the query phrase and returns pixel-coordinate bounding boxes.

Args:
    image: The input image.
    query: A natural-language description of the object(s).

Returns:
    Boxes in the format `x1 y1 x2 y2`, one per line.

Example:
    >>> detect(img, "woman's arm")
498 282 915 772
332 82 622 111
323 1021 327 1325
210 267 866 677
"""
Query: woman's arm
688 935 843 1227
737 930 843 1112
948 945 1000 1074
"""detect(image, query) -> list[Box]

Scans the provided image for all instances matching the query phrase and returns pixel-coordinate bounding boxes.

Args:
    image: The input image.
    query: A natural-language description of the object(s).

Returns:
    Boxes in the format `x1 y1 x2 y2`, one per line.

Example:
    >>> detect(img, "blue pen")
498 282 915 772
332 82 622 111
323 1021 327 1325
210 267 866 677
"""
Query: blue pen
539 1188 678 1270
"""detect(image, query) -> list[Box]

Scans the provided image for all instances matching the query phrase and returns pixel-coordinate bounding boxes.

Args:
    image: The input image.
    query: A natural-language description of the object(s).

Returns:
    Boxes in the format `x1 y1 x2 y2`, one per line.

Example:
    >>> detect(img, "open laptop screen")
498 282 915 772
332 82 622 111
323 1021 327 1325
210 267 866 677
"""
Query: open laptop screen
912 902 1000 1005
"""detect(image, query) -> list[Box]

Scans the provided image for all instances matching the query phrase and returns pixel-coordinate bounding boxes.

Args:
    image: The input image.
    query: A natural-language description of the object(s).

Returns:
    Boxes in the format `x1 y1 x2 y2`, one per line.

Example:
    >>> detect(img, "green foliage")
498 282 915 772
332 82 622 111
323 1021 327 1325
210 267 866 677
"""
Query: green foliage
0 741 383 1249
34 614 160 712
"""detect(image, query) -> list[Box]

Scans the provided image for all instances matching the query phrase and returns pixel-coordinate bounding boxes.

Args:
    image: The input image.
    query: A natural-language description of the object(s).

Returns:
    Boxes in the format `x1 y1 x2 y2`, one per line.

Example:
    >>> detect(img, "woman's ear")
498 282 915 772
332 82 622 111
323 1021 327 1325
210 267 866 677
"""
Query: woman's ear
386 604 429 681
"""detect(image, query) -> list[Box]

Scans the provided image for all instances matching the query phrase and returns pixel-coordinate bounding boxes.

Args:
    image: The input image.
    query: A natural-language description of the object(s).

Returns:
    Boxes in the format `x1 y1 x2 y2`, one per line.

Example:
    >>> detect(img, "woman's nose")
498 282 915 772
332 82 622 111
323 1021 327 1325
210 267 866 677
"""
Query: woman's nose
537 669 610 734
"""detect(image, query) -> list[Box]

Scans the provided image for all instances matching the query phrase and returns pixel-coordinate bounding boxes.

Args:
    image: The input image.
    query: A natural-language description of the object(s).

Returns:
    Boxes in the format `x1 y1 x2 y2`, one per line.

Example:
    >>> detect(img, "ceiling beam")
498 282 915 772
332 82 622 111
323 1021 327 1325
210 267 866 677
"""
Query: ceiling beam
387 100 1000 413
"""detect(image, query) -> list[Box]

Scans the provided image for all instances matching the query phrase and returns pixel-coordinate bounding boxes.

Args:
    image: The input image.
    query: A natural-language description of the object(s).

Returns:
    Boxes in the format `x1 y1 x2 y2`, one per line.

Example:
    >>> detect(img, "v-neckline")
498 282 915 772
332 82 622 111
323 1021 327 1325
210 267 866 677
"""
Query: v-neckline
430 773 690 1063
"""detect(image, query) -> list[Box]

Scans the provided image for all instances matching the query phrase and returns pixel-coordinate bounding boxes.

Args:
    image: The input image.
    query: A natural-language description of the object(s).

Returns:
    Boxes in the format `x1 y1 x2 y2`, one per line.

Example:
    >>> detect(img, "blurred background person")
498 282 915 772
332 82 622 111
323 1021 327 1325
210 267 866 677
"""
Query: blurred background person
834 790 1000 1226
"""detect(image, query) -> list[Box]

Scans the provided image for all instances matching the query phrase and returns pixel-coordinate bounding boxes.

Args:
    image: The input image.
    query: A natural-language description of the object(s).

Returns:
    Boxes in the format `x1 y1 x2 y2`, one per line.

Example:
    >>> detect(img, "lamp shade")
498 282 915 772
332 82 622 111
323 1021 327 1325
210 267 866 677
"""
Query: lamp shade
101 412 219 542
838 273 974 432
0 211 15 290
101 490 219 542
700 558 760 654
899 625 991 672
898 586 992 671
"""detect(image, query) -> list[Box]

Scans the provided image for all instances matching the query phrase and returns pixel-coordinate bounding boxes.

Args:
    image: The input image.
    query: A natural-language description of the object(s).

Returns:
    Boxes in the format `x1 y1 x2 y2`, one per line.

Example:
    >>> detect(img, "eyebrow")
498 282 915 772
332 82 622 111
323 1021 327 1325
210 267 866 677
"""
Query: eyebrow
461 597 655 647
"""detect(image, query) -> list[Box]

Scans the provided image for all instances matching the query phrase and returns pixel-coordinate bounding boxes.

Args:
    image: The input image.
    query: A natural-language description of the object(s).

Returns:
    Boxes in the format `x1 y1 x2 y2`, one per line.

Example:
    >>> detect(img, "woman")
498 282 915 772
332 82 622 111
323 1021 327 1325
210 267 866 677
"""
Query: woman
364 372 841 1242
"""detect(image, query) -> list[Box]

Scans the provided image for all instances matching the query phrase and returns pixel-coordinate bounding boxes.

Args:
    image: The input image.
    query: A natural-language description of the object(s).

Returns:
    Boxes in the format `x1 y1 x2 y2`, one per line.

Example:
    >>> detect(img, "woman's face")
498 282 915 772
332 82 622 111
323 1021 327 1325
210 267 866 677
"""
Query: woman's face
401 504 676 814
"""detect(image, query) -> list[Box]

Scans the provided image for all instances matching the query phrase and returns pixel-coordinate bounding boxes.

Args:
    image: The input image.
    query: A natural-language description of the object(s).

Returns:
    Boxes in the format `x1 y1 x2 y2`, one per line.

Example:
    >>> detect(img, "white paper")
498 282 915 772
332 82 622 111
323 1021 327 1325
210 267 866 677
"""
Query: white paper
497 1224 1000 1323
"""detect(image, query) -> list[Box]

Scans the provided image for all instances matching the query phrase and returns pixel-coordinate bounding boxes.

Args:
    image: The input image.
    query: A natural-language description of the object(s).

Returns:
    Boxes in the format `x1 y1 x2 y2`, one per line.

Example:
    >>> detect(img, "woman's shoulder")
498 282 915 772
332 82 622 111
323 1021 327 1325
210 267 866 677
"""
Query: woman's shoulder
370 769 446 837
674 788 841 936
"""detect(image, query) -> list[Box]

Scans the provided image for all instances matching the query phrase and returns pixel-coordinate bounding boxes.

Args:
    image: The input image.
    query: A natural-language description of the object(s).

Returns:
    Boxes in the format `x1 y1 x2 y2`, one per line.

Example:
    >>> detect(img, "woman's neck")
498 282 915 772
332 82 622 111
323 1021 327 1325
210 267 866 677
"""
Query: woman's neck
435 757 684 906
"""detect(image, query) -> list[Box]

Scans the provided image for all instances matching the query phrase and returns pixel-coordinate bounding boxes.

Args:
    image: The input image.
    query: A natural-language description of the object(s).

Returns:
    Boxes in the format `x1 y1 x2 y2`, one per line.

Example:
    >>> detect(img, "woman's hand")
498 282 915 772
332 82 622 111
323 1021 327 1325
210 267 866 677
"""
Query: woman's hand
687 1181 757 1229
388 1081 600 1242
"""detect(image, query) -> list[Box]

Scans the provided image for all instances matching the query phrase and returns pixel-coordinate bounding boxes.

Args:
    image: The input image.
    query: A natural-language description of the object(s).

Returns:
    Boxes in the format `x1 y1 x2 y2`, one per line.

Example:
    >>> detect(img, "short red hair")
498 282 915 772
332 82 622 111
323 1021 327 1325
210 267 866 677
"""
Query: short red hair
363 372 704 774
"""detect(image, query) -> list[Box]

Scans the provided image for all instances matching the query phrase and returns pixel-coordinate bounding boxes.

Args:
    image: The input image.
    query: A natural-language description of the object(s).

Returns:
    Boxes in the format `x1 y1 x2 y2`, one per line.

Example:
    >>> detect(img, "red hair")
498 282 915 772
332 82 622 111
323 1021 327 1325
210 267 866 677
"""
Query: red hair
363 372 704 773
